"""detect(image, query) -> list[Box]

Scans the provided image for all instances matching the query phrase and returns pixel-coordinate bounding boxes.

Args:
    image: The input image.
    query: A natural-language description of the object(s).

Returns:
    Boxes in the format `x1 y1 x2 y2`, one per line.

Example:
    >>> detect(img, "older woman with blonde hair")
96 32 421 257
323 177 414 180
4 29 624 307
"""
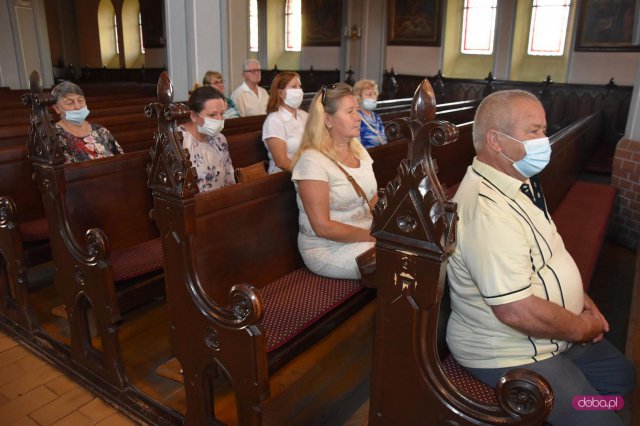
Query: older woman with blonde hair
262 71 308 173
201 70 240 119
353 79 387 148
291 83 377 279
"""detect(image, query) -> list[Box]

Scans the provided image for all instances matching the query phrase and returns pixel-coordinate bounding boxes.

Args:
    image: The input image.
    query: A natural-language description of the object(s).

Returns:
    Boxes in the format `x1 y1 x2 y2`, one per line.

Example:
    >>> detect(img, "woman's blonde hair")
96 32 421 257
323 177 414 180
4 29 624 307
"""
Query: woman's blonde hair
352 79 378 103
292 82 366 167
202 70 223 85
267 72 301 113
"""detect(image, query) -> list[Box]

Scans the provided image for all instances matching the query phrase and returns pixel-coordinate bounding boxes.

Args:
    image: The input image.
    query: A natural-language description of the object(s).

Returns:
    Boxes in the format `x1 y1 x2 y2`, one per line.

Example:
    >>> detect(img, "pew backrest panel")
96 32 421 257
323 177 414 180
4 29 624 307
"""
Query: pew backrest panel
194 172 301 302
63 151 158 251
0 145 42 223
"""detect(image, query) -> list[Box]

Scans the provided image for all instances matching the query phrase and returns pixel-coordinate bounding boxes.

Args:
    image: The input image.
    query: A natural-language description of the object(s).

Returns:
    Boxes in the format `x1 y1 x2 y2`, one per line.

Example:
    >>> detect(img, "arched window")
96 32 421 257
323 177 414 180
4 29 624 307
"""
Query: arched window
139 13 145 53
461 0 497 55
97 0 120 67
122 0 144 67
528 0 571 56
285 0 301 52
249 0 258 52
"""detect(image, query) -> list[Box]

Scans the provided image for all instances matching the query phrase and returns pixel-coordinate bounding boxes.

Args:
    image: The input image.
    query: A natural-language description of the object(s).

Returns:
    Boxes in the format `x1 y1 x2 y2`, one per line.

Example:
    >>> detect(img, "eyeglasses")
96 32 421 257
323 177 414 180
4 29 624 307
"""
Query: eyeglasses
320 83 337 106
244 69 261 74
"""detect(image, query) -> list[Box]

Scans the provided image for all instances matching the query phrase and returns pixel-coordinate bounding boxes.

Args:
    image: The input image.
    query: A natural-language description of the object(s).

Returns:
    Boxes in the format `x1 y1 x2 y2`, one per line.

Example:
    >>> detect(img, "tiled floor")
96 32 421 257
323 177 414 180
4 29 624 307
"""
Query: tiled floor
0 331 136 426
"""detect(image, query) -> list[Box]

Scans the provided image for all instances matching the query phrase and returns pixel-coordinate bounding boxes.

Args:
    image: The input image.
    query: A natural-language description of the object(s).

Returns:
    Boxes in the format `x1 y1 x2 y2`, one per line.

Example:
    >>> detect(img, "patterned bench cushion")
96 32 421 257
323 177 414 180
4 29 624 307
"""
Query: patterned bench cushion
441 354 497 404
111 238 164 281
260 268 363 352
19 218 49 242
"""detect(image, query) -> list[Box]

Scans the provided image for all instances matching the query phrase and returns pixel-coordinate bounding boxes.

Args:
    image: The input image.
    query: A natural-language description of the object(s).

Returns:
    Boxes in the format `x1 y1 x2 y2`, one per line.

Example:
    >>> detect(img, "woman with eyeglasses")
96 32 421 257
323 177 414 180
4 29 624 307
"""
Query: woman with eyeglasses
51 81 123 163
201 70 240 119
353 79 387 148
262 72 308 173
178 85 235 193
290 83 377 279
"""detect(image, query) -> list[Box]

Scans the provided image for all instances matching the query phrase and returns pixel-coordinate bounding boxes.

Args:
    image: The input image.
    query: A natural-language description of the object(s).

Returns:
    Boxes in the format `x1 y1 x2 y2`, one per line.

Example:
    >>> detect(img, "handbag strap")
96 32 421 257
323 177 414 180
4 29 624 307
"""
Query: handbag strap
328 156 374 211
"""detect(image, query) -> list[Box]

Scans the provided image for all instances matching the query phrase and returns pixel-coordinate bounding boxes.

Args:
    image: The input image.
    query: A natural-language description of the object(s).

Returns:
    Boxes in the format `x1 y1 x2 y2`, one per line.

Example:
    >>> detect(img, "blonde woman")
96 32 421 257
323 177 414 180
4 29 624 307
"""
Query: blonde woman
353 79 387 148
262 72 308 173
291 83 377 279
202 70 240 119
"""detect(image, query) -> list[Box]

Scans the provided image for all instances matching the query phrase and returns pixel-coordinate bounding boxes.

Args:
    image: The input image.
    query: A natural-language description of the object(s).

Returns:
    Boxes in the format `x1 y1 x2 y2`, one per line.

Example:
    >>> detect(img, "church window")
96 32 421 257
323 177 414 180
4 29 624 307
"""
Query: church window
285 0 301 51
249 0 259 52
528 0 571 56
461 0 497 55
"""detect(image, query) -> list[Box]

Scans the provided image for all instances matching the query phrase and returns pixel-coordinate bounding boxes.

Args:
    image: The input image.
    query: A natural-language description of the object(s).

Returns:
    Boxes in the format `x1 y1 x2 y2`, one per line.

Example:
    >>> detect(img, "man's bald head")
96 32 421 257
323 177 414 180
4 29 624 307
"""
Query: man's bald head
472 90 542 153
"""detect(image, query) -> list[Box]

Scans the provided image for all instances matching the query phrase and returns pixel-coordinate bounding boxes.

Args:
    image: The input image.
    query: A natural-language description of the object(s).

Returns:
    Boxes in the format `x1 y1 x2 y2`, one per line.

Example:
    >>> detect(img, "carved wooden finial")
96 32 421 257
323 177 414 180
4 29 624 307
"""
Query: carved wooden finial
29 70 42 93
22 71 64 165
410 79 437 124
372 79 458 260
157 71 173 105
147 72 198 199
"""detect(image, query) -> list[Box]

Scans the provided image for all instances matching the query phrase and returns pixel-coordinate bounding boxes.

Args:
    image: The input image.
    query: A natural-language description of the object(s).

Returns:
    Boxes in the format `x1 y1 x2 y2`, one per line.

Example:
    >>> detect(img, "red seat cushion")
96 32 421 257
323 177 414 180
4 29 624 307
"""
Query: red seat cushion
260 268 363 352
19 218 49 242
111 238 164 281
551 181 616 290
441 354 497 404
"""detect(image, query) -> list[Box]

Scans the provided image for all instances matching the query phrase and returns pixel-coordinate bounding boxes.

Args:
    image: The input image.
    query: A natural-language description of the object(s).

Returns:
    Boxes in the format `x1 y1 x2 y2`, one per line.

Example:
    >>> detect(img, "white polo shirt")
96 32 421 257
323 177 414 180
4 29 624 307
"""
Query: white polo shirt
230 81 268 117
262 107 308 173
446 157 584 369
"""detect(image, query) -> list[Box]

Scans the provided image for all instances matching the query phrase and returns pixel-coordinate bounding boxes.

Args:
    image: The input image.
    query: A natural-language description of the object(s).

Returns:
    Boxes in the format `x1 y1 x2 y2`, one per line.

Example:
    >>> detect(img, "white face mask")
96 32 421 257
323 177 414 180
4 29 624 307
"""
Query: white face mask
496 131 551 178
283 88 304 109
63 106 90 125
362 98 377 111
197 114 224 137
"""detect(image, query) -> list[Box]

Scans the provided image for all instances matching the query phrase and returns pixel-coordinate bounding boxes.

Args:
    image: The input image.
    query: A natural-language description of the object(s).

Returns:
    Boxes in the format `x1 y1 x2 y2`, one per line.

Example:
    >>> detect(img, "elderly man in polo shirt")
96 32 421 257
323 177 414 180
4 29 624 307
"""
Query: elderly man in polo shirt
230 58 269 117
447 89 635 426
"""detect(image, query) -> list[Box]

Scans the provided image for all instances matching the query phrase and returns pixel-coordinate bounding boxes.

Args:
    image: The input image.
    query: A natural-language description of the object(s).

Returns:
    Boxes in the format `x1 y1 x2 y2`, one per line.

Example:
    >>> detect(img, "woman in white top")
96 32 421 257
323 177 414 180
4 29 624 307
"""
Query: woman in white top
179 86 235 193
291 83 378 279
262 72 308 173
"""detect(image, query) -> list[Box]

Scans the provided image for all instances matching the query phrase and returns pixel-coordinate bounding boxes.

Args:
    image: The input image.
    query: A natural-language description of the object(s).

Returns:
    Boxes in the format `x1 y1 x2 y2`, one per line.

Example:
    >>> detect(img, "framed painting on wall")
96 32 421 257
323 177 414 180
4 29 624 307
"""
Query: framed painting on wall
387 0 442 46
575 0 640 51
302 0 343 46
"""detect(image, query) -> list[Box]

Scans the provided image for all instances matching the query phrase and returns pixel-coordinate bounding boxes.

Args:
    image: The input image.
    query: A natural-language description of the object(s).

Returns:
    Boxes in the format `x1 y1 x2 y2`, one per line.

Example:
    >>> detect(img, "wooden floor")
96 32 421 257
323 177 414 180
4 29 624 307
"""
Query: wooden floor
0 238 638 425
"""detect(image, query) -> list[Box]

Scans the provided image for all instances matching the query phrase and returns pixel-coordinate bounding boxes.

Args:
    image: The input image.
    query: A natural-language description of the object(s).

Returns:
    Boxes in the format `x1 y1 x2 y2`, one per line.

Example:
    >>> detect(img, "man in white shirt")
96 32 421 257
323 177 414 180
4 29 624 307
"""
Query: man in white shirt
230 59 269 117
447 89 635 426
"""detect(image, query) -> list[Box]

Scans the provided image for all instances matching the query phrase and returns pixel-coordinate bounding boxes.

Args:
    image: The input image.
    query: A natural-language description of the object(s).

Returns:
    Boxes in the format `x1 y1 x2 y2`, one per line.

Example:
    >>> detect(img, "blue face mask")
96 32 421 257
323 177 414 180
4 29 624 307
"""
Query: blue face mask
362 98 377 111
496 130 551 178
63 106 90 125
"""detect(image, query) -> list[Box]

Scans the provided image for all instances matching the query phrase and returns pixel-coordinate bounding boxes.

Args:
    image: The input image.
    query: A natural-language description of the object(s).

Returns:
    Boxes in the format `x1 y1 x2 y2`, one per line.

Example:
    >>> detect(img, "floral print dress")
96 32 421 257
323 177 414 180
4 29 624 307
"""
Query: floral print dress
179 125 235 193
55 123 123 163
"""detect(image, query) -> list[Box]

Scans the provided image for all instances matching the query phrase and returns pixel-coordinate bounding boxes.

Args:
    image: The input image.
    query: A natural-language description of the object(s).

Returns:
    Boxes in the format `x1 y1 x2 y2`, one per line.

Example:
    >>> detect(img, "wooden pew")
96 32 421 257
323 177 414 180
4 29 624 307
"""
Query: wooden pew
145 73 481 425
0 144 48 332
539 112 616 289
24 72 164 392
0 81 161 332
367 106 553 424
367 87 613 425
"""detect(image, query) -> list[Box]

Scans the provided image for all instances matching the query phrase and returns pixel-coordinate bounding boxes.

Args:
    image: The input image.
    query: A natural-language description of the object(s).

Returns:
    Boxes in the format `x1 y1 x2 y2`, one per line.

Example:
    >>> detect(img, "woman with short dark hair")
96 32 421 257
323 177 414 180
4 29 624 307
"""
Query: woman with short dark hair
179 85 235 192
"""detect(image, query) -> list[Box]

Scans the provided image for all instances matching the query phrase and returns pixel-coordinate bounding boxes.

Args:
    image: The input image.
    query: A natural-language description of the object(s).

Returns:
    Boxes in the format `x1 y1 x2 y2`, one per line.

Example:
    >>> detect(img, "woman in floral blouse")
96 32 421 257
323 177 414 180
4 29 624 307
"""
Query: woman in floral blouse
51 81 123 163
179 85 235 192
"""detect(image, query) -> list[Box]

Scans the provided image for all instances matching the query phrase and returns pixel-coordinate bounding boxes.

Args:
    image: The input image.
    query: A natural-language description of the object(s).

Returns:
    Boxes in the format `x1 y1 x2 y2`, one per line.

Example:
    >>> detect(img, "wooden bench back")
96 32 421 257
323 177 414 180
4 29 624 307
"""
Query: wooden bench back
540 112 603 213
63 151 158 251
193 173 300 302
0 145 42 223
